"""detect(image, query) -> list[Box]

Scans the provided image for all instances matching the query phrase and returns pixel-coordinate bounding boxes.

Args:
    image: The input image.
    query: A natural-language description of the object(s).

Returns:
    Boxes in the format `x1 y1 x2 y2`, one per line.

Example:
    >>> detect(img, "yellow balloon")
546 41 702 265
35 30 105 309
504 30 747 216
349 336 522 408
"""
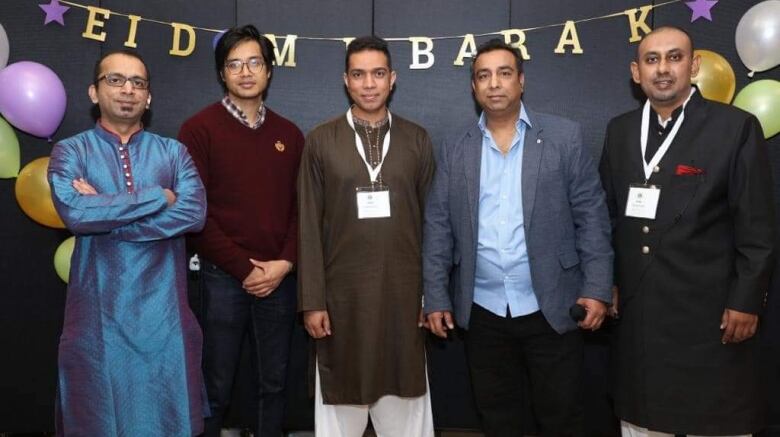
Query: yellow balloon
54 236 75 283
692 49 736 104
15 157 65 228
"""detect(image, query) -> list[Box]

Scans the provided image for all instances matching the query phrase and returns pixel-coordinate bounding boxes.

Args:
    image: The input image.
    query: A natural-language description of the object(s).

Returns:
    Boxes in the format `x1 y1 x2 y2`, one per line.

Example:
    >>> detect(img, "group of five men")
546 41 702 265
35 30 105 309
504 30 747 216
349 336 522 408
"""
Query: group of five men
48 23 773 437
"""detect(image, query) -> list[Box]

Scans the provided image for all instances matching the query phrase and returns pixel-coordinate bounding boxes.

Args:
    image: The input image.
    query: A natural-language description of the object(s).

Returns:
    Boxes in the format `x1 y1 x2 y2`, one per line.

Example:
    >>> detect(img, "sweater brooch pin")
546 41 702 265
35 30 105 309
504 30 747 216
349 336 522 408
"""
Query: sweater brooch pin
275 141 285 152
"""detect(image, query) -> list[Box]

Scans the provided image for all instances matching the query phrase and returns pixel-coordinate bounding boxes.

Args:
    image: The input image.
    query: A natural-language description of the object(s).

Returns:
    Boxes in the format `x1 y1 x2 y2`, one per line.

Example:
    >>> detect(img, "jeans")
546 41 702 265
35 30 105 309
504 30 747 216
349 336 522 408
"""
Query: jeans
199 260 297 437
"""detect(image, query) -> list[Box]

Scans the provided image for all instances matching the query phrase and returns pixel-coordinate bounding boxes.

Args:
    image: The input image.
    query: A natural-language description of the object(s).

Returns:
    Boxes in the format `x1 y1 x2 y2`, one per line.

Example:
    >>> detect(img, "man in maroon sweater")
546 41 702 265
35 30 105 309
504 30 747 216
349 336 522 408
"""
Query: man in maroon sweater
178 25 304 437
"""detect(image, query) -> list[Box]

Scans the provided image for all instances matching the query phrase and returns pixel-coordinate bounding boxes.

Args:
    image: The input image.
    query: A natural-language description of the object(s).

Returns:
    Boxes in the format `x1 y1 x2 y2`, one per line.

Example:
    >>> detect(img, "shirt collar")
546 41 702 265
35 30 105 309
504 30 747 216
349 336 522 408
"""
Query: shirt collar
95 120 144 145
649 86 695 130
477 103 532 136
652 103 684 130
352 113 390 128
221 96 266 129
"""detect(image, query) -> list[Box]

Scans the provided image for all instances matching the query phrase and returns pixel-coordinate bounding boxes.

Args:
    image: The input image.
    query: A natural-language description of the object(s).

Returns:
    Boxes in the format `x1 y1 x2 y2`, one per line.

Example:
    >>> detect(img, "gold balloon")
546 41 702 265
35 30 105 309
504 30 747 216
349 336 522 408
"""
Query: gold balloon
15 157 65 228
692 49 736 104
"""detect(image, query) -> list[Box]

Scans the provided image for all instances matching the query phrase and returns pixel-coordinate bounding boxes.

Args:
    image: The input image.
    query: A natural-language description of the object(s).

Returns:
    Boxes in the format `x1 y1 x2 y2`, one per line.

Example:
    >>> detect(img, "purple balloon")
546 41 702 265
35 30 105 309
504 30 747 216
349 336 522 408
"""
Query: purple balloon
0 61 66 139
212 30 227 49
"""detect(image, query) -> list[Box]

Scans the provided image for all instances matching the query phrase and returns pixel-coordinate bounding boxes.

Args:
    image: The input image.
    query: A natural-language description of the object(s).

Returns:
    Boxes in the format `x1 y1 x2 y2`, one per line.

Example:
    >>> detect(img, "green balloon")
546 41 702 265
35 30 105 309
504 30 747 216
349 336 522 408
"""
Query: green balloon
733 79 780 139
54 236 75 283
0 116 20 178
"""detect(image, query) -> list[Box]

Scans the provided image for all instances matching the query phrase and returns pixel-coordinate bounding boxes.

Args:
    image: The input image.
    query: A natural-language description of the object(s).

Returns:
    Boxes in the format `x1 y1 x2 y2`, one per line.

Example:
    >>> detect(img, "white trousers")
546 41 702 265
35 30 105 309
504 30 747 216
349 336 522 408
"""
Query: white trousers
314 362 434 437
621 420 751 437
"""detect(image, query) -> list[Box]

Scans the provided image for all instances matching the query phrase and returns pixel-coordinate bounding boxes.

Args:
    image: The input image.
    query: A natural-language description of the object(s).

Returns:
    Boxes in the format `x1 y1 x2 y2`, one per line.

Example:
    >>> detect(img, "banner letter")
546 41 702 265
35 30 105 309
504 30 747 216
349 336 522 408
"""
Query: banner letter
500 29 530 60
624 5 653 43
453 34 477 66
265 34 298 67
124 15 141 48
82 6 111 42
554 21 583 54
409 37 434 69
169 23 196 56
342 37 355 50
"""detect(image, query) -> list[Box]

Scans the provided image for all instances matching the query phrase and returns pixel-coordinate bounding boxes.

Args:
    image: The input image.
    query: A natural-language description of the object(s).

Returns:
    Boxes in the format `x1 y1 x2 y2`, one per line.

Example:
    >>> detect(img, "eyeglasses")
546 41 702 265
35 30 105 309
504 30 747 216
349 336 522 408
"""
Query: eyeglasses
225 57 265 74
98 73 150 90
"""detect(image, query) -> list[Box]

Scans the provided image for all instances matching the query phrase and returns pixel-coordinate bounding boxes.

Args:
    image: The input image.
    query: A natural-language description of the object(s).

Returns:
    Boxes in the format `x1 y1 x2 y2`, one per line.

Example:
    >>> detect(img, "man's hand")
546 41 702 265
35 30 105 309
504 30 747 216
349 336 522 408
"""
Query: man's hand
242 259 292 297
304 310 332 338
163 188 176 206
721 308 758 344
242 266 267 296
576 297 607 331
72 178 97 195
425 311 455 338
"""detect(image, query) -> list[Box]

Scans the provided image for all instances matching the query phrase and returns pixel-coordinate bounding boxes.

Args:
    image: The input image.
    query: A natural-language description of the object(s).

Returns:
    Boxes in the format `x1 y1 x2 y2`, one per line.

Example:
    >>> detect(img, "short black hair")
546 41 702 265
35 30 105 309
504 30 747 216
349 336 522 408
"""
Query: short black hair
93 49 150 89
214 24 275 93
471 38 524 79
345 36 392 73
636 26 695 60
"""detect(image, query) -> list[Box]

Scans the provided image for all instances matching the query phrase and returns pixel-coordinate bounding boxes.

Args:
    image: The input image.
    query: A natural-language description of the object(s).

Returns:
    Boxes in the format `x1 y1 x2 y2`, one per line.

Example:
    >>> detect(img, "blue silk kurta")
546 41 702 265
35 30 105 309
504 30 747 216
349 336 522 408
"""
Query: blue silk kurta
48 123 208 437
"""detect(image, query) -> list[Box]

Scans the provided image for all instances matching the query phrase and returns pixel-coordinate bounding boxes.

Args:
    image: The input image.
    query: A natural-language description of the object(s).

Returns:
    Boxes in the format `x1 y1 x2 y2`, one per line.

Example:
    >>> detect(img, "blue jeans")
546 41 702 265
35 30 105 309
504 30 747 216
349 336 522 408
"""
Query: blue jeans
199 260 297 437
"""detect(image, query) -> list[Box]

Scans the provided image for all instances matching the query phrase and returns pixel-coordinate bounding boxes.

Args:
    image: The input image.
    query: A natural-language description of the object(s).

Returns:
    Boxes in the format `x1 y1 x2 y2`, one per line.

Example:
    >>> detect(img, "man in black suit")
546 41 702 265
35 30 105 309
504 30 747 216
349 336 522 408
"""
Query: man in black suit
599 26 774 437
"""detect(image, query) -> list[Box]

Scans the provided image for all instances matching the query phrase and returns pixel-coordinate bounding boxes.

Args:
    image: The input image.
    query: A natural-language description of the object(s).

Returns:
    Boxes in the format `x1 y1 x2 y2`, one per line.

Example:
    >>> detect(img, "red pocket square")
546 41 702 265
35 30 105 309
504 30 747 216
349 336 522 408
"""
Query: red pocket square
675 164 704 176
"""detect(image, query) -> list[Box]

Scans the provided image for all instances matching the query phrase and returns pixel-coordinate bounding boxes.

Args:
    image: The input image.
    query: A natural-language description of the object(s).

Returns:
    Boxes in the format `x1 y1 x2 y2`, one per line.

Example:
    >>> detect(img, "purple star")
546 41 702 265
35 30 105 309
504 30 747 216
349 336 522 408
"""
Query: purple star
685 0 718 22
39 0 70 26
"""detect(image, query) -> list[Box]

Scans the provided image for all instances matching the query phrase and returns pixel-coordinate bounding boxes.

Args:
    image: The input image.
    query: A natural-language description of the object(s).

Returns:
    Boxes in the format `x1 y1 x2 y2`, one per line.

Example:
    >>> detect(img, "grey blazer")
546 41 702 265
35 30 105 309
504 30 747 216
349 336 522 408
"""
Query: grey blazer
422 107 613 333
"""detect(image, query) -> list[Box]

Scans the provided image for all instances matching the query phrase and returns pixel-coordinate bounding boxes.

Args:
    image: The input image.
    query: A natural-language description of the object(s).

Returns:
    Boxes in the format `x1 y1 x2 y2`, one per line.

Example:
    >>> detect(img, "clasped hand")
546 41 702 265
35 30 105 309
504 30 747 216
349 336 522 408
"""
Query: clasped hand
242 259 291 297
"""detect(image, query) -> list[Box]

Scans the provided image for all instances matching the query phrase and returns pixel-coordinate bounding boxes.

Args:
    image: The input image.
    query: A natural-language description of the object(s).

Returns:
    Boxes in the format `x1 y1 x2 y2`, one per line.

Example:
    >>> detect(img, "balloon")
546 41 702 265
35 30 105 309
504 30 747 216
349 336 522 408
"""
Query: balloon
14 156 65 228
692 50 736 104
212 30 226 49
735 0 780 76
0 23 8 69
0 116 20 178
0 61 67 139
54 236 75 283
733 79 780 139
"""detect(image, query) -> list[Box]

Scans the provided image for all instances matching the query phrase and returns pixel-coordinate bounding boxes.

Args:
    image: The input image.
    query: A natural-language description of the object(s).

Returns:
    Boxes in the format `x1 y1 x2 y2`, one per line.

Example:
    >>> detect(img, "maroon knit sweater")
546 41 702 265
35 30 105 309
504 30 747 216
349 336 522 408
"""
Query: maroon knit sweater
178 102 304 281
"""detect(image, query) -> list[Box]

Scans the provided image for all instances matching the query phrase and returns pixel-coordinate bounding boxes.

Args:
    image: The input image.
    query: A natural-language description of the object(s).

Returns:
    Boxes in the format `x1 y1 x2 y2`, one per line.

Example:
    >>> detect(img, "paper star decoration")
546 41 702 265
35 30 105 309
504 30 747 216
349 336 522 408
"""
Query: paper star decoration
39 0 70 26
685 0 718 22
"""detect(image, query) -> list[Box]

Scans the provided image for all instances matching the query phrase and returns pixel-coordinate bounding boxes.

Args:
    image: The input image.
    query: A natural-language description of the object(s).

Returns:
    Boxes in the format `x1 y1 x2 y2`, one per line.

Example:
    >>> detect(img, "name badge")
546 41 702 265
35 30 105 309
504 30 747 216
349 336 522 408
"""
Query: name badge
356 188 391 219
625 184 660 219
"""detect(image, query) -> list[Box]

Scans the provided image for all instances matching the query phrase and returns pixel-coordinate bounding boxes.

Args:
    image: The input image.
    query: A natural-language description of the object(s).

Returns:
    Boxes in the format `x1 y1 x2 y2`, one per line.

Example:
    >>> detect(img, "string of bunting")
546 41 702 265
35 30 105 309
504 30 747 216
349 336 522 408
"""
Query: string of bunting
37 0 720 68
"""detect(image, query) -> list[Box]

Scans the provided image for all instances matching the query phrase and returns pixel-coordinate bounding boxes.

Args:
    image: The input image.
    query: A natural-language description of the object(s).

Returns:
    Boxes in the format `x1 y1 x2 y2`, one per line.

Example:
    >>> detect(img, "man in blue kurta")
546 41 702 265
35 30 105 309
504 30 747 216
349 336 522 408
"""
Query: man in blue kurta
47 49 208 436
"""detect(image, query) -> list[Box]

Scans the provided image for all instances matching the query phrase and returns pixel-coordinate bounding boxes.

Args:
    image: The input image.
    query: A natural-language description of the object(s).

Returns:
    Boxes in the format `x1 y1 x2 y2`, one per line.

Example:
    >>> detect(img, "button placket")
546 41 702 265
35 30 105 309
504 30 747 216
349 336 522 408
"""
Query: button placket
118 143 134 193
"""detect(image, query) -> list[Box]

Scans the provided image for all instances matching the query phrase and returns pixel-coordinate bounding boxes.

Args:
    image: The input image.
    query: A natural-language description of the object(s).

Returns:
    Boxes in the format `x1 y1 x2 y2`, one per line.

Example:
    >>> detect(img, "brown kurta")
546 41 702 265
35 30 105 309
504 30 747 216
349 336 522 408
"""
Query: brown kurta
298 112 434 405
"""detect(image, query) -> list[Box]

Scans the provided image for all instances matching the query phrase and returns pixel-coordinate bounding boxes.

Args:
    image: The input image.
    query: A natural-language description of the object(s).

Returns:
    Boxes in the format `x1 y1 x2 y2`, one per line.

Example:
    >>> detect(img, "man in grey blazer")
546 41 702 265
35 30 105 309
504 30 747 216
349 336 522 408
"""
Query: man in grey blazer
423 39 613 436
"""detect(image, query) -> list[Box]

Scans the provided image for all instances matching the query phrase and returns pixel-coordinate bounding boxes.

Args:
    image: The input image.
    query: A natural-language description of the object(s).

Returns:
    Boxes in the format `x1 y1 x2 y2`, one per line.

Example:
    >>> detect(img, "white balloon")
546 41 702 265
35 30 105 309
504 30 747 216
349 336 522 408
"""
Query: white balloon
736 0 780 75
0 23 9 70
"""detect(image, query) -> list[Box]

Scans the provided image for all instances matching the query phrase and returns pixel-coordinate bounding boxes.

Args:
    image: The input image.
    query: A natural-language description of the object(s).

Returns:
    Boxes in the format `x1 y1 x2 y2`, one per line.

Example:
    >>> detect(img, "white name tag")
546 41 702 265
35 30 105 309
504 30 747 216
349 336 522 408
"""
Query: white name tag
625 185 660 219
357 190 391 219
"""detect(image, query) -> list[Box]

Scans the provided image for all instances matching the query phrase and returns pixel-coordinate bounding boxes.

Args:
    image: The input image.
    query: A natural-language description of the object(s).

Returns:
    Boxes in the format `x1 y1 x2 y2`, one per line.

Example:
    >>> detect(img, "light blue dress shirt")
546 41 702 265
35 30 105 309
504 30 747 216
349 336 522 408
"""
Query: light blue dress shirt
473 106 540 318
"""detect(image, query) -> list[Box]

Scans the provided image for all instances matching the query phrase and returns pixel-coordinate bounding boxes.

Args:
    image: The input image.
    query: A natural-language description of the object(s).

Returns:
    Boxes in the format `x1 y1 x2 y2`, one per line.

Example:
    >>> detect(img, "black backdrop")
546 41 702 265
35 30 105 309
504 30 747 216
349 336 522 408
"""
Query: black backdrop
1 0 779 434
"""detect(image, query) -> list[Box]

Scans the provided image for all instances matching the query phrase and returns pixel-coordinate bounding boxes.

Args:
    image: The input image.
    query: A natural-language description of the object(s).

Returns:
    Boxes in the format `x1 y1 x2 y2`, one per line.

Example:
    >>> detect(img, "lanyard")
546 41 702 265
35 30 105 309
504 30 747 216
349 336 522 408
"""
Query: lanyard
639 87 695 181
346 108 392 184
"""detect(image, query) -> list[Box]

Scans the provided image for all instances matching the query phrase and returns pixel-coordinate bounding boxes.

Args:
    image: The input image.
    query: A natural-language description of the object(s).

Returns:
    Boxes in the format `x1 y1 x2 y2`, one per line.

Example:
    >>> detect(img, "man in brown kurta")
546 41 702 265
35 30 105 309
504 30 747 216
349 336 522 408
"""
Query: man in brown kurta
297 36 434 436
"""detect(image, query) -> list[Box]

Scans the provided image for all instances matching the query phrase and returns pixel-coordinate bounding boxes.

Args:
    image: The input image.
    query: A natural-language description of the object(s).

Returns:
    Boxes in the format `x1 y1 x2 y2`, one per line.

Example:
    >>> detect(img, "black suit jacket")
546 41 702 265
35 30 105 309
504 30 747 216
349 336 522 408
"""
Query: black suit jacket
599 90 775 435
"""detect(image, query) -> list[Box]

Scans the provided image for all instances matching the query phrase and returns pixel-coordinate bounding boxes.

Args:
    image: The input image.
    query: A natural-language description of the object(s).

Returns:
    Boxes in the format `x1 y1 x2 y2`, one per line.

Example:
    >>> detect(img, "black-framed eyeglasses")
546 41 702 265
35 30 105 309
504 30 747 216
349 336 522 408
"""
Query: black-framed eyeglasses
225 57 265 74
98 73 150 90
